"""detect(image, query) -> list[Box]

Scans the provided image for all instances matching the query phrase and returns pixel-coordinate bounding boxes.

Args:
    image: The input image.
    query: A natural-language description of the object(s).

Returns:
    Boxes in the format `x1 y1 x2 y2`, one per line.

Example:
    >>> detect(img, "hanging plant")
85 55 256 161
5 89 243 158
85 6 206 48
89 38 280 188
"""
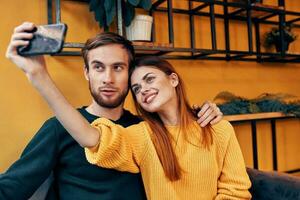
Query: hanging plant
214 91 300 117
262 26 297 52
88 0 152 30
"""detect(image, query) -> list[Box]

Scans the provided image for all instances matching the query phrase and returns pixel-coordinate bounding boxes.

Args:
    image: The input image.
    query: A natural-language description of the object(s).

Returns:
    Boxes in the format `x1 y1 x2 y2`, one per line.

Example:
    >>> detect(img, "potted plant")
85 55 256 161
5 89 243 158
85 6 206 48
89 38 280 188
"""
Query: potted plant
263 26 297 52
126 14 153 41
88 0 153 41
214 91 300 117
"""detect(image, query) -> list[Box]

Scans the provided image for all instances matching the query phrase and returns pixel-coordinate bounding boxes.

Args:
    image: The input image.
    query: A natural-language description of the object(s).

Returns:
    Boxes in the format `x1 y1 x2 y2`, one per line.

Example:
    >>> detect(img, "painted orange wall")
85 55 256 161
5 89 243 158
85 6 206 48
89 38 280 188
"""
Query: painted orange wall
0 0 299 172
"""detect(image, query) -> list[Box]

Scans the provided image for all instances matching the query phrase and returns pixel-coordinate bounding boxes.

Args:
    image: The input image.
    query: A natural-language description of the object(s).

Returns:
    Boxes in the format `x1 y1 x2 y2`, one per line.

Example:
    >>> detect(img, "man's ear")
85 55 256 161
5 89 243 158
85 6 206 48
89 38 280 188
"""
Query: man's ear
169 72 179 87
84 66 89 81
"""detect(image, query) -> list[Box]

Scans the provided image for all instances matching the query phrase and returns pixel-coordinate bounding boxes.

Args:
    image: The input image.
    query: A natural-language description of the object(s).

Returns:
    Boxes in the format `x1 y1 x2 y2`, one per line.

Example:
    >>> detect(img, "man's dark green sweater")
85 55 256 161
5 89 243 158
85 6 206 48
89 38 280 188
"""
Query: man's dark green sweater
0 107 146 200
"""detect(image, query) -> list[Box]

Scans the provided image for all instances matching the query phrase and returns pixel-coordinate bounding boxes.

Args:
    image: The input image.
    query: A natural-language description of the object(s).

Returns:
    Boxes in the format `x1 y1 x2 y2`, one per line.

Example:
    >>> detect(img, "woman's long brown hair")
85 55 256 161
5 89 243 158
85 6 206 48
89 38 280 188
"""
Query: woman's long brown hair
130 56 213 181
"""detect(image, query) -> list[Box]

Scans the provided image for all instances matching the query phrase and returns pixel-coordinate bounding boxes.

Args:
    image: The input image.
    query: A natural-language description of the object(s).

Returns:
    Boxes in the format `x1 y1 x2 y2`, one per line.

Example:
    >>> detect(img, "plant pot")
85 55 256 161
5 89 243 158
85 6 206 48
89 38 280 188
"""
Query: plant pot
126 15 153 41
275 42 290 52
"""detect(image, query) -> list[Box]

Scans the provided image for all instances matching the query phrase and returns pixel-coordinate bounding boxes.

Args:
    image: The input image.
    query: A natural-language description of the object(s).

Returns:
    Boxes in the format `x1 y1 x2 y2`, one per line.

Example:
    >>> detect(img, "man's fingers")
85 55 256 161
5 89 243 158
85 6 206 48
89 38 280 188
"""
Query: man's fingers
197 101 210 117
12 32 33 41
199 114 215 127
208 107 223 125
7 22 35 59
13 22 35 33
196 101 224 127
210 115 223 125
197 107 213 124
10 40 29 48
6 40 29 59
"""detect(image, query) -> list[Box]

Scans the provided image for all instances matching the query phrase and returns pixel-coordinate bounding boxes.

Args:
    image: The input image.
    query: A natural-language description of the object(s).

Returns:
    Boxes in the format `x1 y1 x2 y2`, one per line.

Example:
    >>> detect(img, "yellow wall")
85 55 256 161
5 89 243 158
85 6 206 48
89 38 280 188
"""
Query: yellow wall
1 0 299 172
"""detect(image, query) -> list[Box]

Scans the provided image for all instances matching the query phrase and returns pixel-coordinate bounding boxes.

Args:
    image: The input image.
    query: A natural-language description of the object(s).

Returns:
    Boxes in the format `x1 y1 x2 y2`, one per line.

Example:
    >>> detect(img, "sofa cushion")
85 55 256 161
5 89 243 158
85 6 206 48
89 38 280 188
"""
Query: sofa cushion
246 168 300 200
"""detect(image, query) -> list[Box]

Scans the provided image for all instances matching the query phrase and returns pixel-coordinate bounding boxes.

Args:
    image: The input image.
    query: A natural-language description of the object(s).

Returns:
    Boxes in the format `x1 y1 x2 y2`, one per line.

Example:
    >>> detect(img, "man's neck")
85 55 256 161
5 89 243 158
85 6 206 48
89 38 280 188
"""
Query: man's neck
85 101 124 121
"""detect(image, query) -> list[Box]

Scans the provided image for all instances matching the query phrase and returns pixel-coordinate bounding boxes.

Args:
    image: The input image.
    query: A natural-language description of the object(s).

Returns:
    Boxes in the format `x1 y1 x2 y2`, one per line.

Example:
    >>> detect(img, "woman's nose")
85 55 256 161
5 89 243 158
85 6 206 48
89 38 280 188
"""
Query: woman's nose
141 86 150 95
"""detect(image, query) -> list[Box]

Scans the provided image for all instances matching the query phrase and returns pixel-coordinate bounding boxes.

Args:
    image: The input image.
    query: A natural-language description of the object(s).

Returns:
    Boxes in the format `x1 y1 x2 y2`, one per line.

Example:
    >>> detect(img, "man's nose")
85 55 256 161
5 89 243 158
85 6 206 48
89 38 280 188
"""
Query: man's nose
103 69 114 84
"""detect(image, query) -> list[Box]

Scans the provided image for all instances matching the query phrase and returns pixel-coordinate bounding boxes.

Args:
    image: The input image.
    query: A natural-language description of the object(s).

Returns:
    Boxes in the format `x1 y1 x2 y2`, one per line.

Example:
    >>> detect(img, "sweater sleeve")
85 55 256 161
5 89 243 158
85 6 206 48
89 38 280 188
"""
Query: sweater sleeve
0 118 59 200
85 118 149 173
214 121 252 200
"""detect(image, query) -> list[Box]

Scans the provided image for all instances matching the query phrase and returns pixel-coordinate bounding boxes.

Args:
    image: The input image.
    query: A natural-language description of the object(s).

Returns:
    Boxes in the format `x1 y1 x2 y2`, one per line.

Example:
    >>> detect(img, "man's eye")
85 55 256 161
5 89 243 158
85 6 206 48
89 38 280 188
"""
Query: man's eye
94 65 104 71
114 65 123 71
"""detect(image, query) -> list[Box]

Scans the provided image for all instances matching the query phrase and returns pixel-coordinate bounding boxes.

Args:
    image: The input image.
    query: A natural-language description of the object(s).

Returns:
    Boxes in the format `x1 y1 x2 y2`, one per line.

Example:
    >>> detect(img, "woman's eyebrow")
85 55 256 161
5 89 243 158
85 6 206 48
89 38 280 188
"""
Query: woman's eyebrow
142 72 154 81
131 83 139 88
131 72 155 88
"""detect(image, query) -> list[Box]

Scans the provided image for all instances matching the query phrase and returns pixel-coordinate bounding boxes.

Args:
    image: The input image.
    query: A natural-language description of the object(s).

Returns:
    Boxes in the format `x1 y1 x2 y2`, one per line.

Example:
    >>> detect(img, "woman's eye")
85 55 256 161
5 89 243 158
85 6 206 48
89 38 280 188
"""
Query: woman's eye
132 86 141 94
146 76 155 83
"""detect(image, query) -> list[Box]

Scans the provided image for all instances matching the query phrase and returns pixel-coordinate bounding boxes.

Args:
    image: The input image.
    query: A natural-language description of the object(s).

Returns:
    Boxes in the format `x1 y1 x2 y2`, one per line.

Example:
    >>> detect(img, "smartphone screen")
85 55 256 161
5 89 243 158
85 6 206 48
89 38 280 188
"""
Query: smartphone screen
17 23 67 56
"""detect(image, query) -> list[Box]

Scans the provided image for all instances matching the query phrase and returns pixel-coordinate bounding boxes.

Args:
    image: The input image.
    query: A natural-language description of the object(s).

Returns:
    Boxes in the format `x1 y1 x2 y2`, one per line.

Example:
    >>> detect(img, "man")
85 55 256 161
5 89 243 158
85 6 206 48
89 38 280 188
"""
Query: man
2 22 223 200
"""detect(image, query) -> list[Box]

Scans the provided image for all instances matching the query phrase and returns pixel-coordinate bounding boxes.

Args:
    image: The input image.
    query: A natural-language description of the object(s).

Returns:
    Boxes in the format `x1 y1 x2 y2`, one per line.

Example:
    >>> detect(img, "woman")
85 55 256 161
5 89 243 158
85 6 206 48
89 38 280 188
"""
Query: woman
84 57 251 199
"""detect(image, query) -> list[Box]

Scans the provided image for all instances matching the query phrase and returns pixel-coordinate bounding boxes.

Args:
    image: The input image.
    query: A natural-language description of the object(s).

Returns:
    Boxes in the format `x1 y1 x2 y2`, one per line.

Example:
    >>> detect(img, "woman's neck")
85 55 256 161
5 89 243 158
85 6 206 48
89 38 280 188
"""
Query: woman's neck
159 110 179 126
157 98 180 126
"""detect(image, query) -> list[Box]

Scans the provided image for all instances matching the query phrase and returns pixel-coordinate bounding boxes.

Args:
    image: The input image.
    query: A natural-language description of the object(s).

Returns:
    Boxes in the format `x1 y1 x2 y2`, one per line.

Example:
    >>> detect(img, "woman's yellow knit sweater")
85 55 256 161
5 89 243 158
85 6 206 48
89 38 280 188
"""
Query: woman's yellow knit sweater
85 119 251 200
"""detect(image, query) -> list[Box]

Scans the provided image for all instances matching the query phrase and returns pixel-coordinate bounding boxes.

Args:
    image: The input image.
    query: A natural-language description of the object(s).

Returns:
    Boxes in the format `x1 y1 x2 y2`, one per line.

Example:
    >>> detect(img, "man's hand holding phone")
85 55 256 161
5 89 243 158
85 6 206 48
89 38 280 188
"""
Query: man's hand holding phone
6 22 67 81
6 22 47 79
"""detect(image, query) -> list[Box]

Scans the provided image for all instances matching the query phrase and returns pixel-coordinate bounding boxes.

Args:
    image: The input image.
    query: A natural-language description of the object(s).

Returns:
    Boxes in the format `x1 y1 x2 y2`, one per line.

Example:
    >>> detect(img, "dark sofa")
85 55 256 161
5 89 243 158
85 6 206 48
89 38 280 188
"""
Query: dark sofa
246 168 300 200
29 168 300 199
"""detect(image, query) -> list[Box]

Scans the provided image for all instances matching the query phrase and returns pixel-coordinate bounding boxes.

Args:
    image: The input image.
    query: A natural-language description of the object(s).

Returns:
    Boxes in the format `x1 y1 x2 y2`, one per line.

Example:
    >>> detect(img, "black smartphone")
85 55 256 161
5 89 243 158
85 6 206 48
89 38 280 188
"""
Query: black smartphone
17 23 67 56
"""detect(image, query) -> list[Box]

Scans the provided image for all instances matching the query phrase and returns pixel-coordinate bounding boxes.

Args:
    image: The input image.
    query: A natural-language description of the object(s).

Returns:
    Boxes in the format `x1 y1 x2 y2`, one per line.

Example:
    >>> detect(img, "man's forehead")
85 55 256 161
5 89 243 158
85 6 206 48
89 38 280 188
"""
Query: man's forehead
87 44 129 64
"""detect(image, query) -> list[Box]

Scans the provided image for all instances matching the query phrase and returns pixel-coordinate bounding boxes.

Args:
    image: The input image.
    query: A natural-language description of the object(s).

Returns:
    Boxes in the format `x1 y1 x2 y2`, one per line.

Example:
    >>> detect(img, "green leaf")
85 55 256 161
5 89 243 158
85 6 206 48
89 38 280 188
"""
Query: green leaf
214 91 244 102
104 0 116 27
128 0 140 6
95 0 106 28
104 0 113 10
255 93 297 102
249 103 260 113
216 92 300 116
139 0 152 10
124 2 135 27
89 0 99 11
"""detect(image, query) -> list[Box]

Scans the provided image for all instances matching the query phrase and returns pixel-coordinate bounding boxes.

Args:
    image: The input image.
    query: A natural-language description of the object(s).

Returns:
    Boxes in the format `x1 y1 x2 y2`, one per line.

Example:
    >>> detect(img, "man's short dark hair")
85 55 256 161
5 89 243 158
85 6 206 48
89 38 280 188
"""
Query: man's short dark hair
81 32 135 71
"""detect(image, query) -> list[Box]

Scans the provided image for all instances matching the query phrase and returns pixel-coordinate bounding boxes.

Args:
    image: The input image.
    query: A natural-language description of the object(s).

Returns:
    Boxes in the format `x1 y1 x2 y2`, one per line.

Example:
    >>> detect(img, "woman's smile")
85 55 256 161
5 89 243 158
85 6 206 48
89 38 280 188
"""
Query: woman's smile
142 91 158 104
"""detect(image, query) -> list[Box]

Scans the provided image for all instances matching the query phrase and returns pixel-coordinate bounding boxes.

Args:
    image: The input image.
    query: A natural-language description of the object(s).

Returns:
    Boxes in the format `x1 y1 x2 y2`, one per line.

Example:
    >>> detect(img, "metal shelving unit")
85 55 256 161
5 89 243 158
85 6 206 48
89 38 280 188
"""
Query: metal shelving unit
224 112 300 173
47 0 300 62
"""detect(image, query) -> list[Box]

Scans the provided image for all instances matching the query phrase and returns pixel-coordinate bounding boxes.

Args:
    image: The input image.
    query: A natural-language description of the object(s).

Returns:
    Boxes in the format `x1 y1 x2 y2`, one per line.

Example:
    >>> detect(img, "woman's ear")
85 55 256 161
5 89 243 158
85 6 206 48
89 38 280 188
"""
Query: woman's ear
169 73 179 87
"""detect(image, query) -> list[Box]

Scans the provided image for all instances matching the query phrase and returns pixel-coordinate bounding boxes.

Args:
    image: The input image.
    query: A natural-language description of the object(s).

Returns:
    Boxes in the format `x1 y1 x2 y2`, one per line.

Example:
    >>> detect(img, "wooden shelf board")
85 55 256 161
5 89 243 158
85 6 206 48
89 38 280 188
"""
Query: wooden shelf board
223 112 293 122
133 42 174 54
133 42 173 48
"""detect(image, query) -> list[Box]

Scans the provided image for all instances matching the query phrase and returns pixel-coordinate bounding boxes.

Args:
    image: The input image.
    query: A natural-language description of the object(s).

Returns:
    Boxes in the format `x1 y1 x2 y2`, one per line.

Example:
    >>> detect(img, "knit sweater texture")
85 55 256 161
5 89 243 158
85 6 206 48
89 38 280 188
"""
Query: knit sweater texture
86 119 252 200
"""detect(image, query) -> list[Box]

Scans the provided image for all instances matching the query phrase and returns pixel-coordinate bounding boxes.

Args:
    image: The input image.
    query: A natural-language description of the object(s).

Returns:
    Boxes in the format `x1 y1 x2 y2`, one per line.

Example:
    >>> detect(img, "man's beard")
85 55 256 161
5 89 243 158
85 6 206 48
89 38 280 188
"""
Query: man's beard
89 82 128 109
